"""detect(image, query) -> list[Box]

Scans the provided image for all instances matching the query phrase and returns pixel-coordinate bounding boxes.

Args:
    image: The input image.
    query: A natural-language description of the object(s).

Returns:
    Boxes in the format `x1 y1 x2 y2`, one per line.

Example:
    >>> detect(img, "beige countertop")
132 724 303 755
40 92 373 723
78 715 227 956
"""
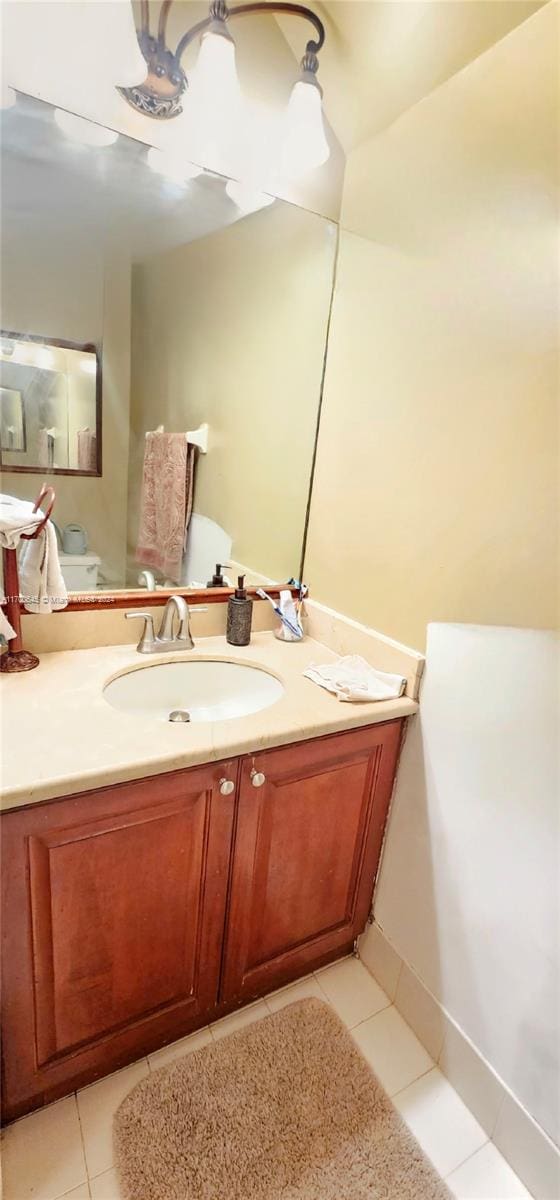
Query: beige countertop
0 632 417 812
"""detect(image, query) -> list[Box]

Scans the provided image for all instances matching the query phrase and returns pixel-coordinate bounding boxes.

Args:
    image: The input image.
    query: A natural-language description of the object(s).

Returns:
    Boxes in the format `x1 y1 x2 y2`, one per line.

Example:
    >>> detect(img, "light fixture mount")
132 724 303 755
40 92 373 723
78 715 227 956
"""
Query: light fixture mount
118 0 325 121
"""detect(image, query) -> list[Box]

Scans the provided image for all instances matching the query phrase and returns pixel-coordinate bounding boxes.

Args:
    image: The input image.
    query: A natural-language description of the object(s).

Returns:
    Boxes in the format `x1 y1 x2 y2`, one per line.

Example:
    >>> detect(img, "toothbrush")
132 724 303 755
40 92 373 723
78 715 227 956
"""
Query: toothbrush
256 588 302 639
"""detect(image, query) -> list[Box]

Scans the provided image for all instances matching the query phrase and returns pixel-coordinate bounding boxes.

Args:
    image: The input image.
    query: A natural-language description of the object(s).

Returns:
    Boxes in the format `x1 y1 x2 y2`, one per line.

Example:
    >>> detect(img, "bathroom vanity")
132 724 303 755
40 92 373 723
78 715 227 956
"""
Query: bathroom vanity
0 632 418 1121
0 70 428 1128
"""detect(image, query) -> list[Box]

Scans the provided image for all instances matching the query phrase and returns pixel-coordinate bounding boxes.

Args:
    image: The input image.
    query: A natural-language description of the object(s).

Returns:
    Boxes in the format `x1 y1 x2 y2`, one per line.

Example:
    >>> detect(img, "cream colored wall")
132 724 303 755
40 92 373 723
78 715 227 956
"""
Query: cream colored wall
279 0 544 152
128 203 336 582
304 4 558 651
0 237 131 586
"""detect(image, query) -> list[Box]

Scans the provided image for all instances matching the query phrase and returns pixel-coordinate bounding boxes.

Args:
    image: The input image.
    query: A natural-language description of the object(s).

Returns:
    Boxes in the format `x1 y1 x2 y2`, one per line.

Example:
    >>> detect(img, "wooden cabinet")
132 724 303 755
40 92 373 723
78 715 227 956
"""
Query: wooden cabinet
220 724 403 1002
1 759 238 1121
1 721 404 1121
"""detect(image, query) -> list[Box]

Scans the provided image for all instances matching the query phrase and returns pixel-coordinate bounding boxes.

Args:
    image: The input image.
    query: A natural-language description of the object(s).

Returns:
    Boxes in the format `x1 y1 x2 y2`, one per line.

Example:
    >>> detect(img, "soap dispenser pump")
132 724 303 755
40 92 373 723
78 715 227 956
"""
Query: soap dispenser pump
226 575 253 646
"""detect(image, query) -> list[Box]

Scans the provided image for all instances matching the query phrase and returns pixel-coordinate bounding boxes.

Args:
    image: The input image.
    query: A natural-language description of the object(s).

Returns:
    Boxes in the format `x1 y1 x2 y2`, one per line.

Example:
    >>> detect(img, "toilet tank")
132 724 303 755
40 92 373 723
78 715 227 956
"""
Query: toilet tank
59 552 101 591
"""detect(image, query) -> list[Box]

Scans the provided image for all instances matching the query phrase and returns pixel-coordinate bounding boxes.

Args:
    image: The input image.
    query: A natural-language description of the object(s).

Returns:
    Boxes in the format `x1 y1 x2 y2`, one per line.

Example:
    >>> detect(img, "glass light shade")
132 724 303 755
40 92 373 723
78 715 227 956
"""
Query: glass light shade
185 28 241 165
281 78 330 176
225 180 274 214
11 343 62 370
54 109 119 148
193 29 239 105
146 147 202 184
34 347 56 370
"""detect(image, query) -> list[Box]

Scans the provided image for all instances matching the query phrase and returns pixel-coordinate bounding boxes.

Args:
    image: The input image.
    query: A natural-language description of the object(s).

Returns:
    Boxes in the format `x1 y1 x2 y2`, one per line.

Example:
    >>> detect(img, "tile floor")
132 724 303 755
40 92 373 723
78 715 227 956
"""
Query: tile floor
1 957 532 1200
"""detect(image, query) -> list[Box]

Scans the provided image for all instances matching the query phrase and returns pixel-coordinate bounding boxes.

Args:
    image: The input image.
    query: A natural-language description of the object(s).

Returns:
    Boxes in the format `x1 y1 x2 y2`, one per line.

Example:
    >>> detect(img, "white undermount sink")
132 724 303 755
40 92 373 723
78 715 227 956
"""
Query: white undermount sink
103 659 285 723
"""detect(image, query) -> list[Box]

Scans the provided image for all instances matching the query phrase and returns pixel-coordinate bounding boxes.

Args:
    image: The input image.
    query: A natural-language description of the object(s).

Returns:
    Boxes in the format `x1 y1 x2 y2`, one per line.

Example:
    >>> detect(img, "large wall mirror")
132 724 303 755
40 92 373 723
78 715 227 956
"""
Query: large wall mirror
0 94 337 595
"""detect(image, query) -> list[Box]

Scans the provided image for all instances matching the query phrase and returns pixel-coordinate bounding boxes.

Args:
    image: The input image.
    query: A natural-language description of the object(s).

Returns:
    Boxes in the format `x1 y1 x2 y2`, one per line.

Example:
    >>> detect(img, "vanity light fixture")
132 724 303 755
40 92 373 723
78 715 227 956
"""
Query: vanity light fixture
54 109 120 148
119 0 330 175
34 346 56 370
225 179 275 212
146 146 203 183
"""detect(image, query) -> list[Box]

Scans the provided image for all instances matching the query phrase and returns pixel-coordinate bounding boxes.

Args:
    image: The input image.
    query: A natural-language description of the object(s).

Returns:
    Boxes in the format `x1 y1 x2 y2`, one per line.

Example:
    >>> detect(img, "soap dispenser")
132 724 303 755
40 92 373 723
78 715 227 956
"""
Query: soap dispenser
207 563 226 587
226 576 253 646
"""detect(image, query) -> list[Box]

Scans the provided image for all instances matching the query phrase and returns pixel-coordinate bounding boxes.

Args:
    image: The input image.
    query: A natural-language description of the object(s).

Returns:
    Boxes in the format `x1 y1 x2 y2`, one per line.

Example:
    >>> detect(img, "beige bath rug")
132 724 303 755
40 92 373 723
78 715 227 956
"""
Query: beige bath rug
114 997 452 1200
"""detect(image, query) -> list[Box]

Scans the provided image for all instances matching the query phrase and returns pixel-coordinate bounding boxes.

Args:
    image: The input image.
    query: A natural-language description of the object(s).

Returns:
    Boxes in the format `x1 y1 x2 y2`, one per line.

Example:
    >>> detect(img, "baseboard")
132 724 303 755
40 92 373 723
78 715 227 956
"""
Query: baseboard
359 921 560 1200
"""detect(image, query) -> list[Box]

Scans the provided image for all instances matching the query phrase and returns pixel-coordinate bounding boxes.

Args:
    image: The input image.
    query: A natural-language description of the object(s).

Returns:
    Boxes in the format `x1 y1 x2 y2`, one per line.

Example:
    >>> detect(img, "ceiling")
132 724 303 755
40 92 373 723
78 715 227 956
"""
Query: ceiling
276 0 547 152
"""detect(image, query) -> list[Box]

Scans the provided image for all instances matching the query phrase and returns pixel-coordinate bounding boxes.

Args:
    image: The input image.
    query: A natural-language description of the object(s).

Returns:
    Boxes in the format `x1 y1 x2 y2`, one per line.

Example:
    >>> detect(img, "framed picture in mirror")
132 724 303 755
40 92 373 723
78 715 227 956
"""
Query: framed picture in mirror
0 331 101 476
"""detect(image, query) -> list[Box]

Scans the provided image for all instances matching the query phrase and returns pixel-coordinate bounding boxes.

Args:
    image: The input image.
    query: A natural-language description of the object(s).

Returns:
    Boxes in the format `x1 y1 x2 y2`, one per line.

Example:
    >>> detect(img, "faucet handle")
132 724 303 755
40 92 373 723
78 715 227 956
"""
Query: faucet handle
176 612 194 648
125 611 156 653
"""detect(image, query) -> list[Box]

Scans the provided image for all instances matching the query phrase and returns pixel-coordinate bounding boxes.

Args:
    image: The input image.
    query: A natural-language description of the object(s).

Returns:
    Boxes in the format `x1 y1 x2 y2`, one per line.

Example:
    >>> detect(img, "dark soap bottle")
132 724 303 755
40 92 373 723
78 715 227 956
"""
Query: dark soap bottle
226 576 253 646
207 564 226 587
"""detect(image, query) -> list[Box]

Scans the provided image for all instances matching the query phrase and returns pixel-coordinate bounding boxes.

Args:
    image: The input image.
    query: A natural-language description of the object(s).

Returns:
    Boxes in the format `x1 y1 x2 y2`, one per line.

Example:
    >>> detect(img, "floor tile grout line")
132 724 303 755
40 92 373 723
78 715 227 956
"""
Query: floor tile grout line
442 1138 491 1182
393 956 404 1001
55 1183 92 1200
389 1062 438 1100
311 962 394 1027
312 970 332 1004
345 999 394 1031
77 1056 150 1186
72 1089 90 1194
390 1063 438 1101
489 1088 507 1141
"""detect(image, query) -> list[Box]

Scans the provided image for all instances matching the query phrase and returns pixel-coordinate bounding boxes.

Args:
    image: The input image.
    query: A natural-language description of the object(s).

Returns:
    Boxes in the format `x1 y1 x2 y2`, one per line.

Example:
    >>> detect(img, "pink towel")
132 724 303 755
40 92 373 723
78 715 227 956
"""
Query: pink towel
77 428 97 472
136 432 195 583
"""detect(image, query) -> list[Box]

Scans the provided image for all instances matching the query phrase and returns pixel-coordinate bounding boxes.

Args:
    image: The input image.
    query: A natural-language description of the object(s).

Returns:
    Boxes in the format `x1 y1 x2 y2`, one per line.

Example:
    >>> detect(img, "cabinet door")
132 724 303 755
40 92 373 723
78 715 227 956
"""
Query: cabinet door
221 722 403 1003
1 759 238 1121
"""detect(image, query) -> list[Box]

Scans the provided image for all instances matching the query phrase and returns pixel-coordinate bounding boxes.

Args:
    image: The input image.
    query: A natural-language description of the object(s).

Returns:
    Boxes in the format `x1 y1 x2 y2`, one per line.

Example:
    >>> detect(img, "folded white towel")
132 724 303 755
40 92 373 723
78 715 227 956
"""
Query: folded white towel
0 494 67 616
304 654 406 703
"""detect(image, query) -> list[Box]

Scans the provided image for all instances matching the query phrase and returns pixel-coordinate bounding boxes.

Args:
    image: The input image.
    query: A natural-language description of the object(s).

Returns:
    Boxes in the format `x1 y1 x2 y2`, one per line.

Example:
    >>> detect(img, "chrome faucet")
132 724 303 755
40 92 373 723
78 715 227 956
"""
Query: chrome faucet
125 595 194 654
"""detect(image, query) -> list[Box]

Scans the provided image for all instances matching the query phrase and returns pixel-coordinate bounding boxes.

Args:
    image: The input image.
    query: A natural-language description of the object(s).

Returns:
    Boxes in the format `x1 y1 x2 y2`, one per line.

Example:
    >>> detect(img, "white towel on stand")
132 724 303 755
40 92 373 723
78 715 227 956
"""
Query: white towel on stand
304 654 406 702
0 494 67 614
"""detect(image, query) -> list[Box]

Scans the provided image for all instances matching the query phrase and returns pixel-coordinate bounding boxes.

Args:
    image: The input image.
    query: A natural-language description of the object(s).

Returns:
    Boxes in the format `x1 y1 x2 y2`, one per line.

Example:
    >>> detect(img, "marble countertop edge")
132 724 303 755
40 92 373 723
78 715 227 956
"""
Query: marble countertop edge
0 633 418 812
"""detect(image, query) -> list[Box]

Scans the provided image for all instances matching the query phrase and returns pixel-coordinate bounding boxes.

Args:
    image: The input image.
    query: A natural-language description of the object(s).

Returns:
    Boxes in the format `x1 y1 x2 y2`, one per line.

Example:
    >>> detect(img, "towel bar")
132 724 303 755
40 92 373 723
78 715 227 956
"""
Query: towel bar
146 423 208 454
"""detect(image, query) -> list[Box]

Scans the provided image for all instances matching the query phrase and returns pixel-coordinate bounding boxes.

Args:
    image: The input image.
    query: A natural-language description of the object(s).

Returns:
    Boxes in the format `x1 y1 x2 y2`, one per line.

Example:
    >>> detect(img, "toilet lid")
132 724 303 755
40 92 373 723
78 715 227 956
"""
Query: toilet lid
59 552 101 566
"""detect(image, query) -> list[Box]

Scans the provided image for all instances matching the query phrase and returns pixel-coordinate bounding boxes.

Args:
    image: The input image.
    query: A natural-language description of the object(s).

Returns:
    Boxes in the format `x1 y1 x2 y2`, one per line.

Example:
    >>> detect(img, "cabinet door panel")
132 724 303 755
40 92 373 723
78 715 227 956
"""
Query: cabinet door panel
221 722 403 1003
30 795 209 1062
2 760 237 1120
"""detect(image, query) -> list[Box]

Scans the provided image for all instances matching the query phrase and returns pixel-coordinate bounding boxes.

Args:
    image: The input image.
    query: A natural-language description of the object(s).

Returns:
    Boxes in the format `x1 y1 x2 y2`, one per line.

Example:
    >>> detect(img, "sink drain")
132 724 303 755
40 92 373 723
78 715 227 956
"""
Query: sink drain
168 709 191 723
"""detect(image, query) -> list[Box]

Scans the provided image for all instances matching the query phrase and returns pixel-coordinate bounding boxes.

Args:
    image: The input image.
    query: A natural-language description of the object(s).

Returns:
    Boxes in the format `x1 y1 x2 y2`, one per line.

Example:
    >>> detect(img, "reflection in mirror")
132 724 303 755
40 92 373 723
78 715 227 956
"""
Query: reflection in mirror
0 335 100 475
1 386 26 453
0 94 337 594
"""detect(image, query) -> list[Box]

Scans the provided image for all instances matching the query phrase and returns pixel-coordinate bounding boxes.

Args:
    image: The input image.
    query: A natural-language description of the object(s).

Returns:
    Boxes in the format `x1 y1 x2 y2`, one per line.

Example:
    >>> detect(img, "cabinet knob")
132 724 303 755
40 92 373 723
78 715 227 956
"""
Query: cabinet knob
219 778 235 796
250 768 266 788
